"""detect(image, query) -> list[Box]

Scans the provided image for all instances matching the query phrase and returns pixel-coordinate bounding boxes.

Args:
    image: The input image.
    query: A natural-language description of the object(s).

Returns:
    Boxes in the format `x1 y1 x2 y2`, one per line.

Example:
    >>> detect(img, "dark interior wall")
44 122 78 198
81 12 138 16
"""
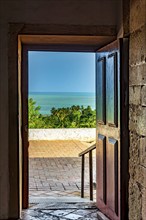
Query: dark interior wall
0 1 122 219
1 0 120 25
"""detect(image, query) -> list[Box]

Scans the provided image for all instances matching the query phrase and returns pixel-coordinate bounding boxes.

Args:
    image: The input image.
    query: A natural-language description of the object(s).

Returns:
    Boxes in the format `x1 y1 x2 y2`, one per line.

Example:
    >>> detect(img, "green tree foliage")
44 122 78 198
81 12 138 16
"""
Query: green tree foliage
28 98 96 128
28 98 46 128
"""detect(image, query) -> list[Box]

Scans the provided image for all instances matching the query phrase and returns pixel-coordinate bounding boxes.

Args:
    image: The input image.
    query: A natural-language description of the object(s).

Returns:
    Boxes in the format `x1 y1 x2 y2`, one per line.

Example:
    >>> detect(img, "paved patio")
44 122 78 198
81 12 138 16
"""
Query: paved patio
29 140 96 200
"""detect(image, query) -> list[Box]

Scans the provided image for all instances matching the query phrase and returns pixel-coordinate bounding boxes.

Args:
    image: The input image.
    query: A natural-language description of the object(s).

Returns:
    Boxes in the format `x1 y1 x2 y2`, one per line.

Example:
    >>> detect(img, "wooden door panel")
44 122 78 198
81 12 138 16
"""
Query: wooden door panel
97 134 106 204
96 57 106 124
106 138 118 215
106 52 118 127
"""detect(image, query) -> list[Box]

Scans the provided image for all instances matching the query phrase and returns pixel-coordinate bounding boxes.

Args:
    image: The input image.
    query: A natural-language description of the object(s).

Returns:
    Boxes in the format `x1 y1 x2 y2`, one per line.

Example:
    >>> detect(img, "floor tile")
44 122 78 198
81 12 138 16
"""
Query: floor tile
63 213 83 219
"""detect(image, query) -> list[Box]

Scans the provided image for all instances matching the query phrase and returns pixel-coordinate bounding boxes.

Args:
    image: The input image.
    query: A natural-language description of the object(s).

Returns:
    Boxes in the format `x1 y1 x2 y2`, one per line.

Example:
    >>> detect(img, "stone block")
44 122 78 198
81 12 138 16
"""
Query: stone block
140 137 146 167
129 131 140 179
130 0 146 32
129 64 146 86
129 86 141 105
129 106 138 132
129 25 146 65
129 106 146 135
129 181 142 220
141 85 146 106
142 187 146 219
138 165 146 187
137 107 146 135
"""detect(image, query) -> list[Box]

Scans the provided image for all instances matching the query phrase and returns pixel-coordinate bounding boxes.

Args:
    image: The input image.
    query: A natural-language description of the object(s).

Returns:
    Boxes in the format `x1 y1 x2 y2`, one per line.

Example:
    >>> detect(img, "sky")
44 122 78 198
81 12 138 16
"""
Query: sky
28 51 95 93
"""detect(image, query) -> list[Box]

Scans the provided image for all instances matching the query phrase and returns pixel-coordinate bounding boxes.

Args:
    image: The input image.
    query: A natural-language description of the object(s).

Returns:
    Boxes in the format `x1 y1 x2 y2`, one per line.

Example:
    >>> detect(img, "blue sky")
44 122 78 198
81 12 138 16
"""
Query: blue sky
28 51 95 93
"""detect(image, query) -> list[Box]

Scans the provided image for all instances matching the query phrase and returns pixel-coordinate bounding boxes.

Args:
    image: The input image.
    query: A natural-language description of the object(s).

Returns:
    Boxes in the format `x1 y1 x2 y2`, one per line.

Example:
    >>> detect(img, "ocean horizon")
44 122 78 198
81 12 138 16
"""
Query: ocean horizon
29 92 96 115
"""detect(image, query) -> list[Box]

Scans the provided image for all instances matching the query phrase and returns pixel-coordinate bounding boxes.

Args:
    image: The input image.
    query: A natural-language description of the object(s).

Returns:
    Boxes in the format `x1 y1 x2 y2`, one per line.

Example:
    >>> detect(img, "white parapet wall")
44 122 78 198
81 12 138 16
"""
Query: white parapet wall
29 128 96 141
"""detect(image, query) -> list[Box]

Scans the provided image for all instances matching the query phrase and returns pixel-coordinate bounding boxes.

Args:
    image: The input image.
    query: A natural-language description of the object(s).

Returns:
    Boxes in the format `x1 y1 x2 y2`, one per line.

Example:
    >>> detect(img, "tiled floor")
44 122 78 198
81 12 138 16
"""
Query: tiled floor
29 140 96 200
22 202 109 220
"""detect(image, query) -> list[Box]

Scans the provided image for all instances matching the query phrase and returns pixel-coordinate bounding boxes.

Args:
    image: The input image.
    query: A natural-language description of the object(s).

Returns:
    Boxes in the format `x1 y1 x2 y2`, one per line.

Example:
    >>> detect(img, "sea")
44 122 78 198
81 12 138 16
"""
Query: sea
29 92 96 115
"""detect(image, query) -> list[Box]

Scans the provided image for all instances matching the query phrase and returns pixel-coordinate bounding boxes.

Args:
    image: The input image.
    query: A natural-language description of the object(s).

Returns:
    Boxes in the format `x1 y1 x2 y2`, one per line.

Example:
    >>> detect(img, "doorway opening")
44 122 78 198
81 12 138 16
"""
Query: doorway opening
20 35 129 220
27 51 96 204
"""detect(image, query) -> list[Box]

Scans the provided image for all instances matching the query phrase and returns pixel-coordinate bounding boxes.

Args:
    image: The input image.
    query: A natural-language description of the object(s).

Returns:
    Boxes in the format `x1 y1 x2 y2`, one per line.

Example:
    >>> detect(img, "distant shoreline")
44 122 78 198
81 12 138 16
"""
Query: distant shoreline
29 92 95 115
29 91 95 94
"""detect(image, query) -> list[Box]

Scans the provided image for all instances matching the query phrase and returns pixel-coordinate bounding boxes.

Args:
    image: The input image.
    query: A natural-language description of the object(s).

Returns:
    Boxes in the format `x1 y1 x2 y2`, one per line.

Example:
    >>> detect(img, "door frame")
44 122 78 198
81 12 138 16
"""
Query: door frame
119 39 129 220
21 42 102 208
8 23 117 218
19 35 129 220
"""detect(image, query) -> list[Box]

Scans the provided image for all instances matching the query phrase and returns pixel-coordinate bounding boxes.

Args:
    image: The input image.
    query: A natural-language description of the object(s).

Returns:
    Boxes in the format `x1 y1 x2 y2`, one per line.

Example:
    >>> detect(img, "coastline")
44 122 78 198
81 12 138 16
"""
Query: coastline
29 92 95 115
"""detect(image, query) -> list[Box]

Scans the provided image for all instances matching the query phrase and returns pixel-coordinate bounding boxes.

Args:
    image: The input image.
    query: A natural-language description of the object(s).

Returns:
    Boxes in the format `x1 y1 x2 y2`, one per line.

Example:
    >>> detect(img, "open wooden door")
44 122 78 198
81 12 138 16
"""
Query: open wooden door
96 39 129 220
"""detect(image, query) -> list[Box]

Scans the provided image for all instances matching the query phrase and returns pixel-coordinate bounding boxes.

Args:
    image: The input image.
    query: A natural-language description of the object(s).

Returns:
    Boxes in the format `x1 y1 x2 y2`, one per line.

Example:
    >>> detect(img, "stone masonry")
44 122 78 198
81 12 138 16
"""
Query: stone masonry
129 0 146 219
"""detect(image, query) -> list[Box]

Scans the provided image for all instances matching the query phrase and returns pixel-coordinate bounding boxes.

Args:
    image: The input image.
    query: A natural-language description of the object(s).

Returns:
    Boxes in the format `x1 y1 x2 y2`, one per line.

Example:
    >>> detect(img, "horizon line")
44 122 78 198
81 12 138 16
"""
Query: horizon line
29 91 95 93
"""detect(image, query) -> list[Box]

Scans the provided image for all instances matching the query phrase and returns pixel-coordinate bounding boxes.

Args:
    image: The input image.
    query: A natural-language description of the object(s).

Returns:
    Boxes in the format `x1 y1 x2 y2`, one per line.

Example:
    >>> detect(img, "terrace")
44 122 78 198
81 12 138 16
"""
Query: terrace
29 129 96 203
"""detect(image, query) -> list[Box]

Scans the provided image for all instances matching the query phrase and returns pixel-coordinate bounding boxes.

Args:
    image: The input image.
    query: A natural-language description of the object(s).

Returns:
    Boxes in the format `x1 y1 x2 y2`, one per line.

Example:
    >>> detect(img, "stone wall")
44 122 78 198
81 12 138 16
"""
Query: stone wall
29 128 96 142
129 0 146 219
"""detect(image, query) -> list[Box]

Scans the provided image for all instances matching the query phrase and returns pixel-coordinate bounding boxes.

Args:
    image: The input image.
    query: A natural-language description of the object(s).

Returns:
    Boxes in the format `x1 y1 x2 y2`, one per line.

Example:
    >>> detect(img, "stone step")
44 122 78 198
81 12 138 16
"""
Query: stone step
29 196 91 204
